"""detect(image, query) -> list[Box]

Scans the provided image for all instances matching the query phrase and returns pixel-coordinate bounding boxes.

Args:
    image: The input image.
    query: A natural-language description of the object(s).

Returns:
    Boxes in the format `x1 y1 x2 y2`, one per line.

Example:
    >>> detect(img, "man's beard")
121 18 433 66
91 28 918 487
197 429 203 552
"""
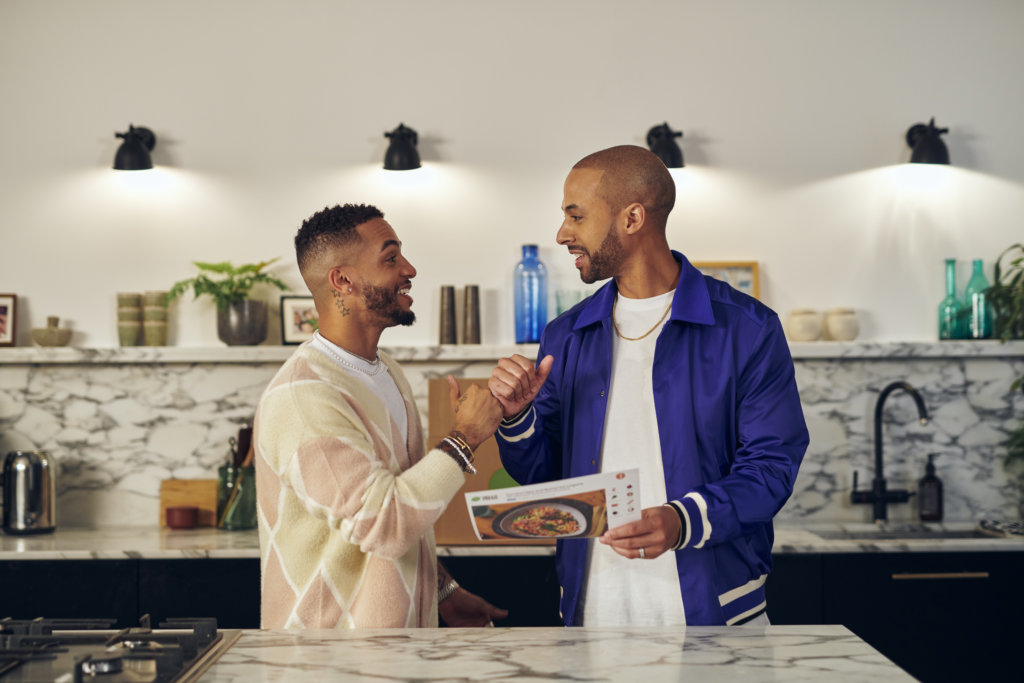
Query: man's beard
362 283 416 327
580 226 624 284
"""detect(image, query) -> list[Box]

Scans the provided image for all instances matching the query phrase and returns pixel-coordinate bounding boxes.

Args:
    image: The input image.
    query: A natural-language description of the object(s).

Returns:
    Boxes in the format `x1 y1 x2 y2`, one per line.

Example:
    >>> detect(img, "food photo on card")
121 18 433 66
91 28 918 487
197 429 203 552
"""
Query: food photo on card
464 469 641 541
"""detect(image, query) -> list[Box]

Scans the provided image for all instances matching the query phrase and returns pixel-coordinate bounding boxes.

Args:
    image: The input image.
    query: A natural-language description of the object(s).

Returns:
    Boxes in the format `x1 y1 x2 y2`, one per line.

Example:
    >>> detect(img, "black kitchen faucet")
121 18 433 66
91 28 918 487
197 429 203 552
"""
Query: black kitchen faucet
851 381 930 523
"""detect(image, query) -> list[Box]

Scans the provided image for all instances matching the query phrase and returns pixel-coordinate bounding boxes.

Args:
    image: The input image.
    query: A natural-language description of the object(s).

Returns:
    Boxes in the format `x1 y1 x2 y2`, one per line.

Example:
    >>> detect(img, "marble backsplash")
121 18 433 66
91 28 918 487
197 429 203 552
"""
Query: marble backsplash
1 342 1022 528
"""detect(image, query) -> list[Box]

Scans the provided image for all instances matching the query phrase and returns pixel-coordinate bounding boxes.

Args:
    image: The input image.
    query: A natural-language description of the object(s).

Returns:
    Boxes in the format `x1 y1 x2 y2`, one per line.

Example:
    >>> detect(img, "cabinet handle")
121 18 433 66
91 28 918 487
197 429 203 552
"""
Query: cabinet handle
891 572 989 580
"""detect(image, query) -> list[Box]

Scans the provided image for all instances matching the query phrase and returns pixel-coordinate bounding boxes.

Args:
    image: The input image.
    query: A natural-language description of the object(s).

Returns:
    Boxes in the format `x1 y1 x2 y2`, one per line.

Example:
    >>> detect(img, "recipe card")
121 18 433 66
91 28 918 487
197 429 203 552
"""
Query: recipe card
464 469 641 541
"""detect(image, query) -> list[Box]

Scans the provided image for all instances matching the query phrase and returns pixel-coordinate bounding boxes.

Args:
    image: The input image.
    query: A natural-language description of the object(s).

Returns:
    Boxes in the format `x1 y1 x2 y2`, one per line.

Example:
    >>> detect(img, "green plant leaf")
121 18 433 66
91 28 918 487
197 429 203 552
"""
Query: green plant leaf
166 258 289 310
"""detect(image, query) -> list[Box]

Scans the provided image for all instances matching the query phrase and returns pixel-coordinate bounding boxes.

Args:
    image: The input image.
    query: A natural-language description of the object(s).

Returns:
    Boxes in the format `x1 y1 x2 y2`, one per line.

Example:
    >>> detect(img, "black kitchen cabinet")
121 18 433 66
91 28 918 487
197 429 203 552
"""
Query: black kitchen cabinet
764 553 824 624
0 560 138 626
822 552 1021 683
138 558 261 628
439 555 562 627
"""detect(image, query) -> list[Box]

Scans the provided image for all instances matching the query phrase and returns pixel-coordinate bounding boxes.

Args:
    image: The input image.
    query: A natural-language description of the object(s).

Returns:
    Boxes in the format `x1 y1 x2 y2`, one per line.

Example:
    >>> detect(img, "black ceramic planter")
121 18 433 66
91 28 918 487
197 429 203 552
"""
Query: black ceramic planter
217 300 267 345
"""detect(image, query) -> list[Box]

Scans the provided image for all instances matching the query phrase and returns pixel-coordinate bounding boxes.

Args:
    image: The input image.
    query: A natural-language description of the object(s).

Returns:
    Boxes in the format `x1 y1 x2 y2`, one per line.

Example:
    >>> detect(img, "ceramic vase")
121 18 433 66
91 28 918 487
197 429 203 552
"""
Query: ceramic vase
785 309 822 341
217 300 267 346
824 308 859 341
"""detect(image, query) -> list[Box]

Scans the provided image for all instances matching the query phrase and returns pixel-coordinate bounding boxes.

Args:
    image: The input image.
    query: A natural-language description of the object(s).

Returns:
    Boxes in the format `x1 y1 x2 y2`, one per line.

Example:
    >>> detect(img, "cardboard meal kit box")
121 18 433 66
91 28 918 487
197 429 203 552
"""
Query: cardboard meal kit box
428 378 552 546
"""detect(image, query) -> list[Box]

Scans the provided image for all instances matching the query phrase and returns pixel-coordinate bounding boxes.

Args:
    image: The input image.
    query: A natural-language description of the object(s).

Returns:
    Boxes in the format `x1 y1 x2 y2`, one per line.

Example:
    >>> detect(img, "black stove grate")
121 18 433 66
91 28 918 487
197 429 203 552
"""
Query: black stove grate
0 615 232 683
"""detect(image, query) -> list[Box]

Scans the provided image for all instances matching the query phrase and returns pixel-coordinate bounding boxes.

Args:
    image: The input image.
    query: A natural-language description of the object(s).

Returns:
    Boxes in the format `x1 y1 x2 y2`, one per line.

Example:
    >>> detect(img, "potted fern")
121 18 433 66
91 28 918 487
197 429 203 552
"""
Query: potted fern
167 259 289 345
988 243 1024 468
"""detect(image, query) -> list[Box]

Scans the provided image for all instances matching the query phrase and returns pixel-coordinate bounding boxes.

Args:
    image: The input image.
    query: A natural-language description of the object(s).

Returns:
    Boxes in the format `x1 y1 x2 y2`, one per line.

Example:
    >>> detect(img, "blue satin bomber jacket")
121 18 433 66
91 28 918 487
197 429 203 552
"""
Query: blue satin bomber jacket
496 252 809 626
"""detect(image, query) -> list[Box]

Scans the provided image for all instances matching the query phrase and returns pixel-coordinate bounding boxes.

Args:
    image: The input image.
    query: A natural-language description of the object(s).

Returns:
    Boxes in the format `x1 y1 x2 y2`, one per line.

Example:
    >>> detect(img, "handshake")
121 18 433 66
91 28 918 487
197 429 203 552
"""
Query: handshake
445 353 555 451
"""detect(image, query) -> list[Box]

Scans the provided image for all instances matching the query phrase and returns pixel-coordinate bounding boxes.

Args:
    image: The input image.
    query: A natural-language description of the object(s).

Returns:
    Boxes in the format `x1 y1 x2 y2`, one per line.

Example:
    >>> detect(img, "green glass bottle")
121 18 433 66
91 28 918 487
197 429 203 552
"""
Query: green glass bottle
937 259 966 340
964 258 993 339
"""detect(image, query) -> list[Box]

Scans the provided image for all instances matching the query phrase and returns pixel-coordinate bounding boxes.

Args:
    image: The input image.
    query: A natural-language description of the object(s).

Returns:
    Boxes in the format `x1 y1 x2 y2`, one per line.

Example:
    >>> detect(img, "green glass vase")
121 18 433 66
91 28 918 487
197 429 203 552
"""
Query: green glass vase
964 259 993 339
937 259 967 340
217 464 257 530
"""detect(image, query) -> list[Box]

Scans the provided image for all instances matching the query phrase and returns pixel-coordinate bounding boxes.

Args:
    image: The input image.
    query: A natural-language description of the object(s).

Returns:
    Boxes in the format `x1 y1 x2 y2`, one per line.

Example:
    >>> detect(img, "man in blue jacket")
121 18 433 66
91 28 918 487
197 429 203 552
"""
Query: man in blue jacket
489 145 808 627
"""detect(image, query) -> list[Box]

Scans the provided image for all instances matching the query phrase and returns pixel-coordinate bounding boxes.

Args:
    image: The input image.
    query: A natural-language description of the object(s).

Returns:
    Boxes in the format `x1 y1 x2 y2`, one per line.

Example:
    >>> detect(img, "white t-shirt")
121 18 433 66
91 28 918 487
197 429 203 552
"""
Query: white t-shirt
311 333 408 446
581 290 686 627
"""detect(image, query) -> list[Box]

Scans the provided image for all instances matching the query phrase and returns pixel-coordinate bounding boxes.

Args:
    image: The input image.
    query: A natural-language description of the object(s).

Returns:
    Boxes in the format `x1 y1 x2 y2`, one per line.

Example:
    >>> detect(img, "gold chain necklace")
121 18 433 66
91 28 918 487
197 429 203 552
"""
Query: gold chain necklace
612 299 673 341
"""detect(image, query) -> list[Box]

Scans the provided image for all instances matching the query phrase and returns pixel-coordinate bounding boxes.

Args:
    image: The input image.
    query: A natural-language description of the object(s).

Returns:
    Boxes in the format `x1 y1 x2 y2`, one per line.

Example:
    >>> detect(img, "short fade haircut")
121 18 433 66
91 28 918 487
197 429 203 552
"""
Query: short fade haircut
573 145 675 219
294 203 384 274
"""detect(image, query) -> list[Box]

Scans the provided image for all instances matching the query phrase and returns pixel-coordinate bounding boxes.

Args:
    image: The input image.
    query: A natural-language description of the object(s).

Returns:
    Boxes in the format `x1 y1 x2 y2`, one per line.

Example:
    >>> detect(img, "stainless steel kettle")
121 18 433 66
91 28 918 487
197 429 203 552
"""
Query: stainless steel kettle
1 450 56 534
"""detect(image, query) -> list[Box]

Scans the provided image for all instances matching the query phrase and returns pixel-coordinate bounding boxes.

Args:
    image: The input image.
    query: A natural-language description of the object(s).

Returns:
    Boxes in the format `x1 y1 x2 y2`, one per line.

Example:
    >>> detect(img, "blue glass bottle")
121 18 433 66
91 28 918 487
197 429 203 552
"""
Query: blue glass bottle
937 259 966 340
514 244 547 343
964 259 993 339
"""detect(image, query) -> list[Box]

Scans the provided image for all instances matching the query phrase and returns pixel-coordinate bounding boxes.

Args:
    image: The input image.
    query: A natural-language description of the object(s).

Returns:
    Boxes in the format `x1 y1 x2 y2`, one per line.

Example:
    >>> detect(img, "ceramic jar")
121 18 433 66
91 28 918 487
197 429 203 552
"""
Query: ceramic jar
824 307 859 341
30 316 72 347
785 309 822 341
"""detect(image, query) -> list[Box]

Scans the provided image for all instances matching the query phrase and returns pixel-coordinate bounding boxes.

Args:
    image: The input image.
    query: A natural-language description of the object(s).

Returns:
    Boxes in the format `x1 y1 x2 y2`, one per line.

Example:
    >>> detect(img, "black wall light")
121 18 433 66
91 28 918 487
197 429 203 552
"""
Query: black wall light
113 124 157 170
383 123 421 170
905 117 950 165
646 122 684 168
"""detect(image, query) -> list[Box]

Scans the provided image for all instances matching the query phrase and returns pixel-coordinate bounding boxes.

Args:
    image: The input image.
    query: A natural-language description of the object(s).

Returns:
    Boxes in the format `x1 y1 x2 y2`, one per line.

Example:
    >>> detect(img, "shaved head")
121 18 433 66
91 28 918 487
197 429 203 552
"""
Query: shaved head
572 145 676 222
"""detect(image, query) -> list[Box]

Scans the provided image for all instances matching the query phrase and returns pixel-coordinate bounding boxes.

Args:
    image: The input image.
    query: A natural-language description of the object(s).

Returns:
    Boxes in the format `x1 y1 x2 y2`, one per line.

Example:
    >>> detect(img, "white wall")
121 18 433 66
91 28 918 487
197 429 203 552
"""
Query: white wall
1 0 1022 347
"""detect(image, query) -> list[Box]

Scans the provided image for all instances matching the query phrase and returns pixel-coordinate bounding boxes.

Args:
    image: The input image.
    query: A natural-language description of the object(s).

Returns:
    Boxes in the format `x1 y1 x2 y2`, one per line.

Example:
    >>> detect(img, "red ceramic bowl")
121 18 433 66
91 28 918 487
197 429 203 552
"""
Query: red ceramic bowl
165 506 199 529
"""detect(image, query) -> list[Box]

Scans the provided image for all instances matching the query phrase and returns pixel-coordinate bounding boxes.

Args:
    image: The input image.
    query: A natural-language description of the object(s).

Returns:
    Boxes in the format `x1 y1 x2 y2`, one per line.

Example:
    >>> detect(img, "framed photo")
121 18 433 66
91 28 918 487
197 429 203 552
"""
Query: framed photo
280 295 319 344
692 261 760 300
0 294 16 346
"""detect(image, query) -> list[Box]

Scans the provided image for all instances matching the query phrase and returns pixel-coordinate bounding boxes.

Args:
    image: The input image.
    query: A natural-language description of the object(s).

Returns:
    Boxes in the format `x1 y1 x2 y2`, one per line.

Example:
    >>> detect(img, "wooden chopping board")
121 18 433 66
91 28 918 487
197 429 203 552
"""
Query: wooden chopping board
159 479 218 527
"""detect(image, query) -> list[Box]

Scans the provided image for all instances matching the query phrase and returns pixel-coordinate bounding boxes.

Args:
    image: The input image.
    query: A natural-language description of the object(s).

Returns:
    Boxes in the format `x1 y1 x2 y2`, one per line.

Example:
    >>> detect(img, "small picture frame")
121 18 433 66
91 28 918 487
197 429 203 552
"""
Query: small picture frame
692 261 760 300
0 293 16 346
280 295 319 344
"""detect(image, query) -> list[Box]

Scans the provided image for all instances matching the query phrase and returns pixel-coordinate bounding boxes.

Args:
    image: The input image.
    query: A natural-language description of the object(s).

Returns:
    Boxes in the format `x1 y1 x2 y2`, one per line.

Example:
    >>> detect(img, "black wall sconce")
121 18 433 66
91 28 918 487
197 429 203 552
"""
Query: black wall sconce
383 123 421 170
113 124 157 170
646 122 684 168
905 117 950 165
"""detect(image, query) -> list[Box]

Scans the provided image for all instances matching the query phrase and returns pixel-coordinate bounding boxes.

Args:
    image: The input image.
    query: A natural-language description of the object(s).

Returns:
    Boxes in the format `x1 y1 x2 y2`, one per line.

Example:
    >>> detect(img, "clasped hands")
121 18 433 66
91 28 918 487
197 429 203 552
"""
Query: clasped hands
444 352 555 449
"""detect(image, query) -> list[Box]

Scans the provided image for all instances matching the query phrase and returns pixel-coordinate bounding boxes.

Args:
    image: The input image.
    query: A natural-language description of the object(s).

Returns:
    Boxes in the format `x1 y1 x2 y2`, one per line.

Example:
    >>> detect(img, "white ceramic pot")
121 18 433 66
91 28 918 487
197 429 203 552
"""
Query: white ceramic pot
785 309 822 341
825 307 859 341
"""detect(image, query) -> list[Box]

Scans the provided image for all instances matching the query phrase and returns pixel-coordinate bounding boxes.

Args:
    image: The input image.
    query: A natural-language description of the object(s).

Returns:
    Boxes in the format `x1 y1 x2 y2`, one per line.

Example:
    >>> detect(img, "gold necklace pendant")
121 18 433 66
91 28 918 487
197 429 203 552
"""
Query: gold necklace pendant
612 299 673 341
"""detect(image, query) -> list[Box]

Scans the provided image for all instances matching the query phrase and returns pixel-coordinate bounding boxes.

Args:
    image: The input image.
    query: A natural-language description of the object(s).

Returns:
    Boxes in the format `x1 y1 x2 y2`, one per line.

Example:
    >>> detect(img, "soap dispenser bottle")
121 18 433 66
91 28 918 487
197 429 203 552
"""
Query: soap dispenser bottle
918 453 943 522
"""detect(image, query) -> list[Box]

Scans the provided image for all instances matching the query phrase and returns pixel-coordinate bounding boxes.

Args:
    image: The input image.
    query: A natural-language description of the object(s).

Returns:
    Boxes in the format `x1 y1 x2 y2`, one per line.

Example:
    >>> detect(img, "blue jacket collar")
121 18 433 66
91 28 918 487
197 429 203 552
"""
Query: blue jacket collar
573 250 715 330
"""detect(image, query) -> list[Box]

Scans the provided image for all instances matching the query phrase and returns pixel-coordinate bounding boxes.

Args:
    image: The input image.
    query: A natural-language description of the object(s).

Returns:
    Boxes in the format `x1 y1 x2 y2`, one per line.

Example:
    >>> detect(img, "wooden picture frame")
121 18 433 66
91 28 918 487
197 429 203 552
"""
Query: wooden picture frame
692 261 760 300
280 295 319 344
0 293 16 346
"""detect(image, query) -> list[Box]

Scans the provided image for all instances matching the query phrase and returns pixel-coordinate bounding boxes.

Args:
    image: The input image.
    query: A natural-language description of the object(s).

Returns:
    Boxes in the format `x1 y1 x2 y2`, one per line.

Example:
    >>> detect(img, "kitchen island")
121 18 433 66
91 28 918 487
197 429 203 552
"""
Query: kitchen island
198 625 914 682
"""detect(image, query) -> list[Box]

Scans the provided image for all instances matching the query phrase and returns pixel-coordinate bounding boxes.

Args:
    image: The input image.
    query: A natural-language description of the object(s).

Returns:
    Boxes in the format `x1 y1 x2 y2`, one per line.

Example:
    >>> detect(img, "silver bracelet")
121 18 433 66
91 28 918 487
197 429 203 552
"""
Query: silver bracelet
438 579 459 603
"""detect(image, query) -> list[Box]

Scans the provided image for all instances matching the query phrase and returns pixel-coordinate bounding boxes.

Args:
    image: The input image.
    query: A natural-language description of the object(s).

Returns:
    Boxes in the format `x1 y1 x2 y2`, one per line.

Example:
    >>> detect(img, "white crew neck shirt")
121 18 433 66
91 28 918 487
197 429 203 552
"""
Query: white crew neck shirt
582 290 686 627
311 332 408 445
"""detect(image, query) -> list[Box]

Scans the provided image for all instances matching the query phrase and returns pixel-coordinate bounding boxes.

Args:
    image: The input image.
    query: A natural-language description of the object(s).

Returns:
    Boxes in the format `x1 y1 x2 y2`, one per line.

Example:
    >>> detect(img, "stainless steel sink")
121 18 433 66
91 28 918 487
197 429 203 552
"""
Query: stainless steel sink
813 528 990 540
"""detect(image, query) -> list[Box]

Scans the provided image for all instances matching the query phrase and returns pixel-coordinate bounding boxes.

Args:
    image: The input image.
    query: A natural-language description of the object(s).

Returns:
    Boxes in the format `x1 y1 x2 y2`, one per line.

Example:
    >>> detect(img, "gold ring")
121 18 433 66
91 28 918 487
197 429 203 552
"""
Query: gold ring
639 547 646 559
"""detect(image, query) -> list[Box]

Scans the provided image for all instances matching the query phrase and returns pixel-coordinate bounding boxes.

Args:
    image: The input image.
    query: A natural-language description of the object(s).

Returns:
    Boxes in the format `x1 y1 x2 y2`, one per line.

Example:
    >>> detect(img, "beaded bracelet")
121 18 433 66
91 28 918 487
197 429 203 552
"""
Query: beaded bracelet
438 579 460 603
439 437 477 474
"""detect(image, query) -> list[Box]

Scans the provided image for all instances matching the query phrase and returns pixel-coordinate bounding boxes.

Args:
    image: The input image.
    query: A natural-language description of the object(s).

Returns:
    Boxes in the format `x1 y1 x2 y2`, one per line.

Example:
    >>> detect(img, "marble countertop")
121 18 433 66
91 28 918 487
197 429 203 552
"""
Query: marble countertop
200 625 914 682
1 523 1022 560
1 340 1022 364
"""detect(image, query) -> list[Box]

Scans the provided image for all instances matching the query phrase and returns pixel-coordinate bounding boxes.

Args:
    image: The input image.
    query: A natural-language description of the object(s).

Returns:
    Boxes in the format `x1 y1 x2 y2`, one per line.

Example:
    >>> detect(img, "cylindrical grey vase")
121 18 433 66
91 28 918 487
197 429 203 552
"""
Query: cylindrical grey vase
217 300 268 346
439 286 457 344
462 285 480 344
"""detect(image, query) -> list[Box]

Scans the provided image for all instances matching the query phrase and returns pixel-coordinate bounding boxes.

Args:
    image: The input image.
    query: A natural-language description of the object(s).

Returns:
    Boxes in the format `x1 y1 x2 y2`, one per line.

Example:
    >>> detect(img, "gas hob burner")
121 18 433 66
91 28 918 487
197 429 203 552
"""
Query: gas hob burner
77 653 124 675
112 638 164 651
0 615 240 682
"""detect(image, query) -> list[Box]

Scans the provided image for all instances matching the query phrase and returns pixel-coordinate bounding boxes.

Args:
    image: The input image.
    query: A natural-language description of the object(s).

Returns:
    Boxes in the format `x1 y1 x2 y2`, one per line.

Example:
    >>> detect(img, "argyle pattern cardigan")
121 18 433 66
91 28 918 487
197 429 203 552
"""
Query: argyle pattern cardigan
254 342 464 628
